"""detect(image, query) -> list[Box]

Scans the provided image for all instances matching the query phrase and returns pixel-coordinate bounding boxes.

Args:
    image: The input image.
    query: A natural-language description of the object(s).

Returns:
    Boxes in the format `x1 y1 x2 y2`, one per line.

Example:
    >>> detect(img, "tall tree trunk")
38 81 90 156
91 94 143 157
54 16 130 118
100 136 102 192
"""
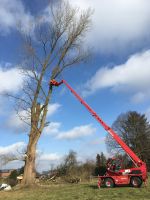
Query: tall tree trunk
22 132 38 186
22 90 52 186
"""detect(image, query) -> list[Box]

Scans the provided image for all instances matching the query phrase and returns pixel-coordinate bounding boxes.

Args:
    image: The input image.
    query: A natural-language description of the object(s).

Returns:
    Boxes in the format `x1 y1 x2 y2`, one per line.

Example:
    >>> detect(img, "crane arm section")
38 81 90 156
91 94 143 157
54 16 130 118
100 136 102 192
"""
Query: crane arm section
50 79 144 166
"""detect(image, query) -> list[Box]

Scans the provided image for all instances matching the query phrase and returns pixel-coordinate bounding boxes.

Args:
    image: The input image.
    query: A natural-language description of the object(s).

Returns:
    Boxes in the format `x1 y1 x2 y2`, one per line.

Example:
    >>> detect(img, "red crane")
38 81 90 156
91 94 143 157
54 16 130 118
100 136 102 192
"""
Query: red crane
50 79 148 188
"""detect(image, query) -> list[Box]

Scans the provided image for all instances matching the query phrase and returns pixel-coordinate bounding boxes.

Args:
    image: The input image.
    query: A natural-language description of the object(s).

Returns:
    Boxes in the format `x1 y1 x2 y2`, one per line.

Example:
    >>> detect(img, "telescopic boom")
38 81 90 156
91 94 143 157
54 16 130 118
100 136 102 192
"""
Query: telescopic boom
50 79 147 182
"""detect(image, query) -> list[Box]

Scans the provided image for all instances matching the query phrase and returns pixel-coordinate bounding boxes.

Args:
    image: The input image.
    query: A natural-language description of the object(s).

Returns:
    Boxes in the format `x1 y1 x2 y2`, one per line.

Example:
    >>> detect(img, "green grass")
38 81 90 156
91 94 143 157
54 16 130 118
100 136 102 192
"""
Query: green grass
0 180 150 200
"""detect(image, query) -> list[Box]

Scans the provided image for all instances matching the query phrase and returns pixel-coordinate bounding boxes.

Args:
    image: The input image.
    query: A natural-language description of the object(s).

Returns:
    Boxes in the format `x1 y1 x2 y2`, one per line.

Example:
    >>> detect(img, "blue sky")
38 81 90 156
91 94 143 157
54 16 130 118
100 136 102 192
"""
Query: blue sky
0 0 150 172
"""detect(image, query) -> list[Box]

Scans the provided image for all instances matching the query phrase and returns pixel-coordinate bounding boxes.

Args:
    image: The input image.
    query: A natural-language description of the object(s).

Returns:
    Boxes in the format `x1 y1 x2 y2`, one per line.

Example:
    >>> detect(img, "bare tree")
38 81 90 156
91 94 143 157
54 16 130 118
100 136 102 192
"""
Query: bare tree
10 1 92 186
0 154 18 167
0 147 26 168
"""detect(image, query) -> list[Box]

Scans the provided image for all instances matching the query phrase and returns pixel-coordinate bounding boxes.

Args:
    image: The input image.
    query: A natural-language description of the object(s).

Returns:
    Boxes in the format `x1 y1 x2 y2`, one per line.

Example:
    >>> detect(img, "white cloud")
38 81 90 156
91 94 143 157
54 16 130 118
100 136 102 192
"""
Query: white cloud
131 92 147 104
44 122 61 135
36 150 62 172
39 153 61 161
0 142 61 171
7 103 61 133
44 121 96 140
56 124 96 140
1 160 24 170
0 142 26 156
0 0 34 34
1 0 150 53
82 50 150 103
89 137 106 145
47 103 61 117
145 108 150 122
0 65 24 94
7 110 30 133
69 0 150 53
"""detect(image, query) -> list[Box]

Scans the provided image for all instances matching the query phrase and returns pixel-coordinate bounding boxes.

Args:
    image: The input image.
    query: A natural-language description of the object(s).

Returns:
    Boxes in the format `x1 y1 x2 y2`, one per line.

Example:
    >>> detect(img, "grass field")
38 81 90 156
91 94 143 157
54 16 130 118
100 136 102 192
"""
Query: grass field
0 180 150 200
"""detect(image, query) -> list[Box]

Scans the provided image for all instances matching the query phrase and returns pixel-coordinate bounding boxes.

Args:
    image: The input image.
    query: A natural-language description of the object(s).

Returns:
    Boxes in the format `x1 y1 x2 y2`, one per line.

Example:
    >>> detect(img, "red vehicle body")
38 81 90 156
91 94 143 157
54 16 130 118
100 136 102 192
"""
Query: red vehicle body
50 79 148 188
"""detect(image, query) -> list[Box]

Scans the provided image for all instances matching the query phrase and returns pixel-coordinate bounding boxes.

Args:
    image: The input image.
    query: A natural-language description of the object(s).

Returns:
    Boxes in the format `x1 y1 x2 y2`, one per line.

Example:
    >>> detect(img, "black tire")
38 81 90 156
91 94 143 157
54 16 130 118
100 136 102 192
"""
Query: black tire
104 178 115 188
130 177 143 188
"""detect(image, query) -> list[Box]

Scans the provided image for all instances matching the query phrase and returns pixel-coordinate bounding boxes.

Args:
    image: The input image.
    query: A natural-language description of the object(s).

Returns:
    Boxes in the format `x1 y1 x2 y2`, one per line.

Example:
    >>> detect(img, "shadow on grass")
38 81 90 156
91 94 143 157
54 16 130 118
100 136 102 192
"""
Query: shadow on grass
86 184 102 189
87 184 136 189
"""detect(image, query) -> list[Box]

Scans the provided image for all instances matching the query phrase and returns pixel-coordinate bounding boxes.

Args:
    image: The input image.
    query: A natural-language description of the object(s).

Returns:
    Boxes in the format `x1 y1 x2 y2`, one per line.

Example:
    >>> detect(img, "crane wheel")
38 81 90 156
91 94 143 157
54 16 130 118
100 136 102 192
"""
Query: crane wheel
104 178 115 188
130 177 142 188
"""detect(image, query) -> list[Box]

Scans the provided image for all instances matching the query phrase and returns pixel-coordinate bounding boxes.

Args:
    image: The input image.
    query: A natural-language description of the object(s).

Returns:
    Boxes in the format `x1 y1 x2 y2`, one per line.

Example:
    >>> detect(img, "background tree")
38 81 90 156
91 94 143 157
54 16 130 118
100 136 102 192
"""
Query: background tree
56 151 95 181
10 0 92 186
106 111 150 171
95 153 107 176
64 150 77 170
57 150 78 176
79 159 95 180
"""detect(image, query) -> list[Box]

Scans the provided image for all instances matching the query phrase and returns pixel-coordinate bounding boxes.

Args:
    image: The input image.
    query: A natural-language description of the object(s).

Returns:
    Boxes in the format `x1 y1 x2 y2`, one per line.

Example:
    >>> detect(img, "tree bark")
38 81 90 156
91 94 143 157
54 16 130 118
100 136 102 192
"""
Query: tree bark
22 89 52 186
22 132 38 186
